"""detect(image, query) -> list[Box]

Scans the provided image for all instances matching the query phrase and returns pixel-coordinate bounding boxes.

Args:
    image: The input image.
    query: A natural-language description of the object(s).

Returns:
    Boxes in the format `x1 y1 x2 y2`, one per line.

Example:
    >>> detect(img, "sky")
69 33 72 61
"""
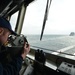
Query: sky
10 0 75 35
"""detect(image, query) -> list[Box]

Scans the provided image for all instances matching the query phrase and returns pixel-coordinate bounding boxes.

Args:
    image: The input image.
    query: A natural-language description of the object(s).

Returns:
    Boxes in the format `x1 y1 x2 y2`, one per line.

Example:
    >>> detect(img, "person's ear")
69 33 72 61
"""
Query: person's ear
0 28 4 35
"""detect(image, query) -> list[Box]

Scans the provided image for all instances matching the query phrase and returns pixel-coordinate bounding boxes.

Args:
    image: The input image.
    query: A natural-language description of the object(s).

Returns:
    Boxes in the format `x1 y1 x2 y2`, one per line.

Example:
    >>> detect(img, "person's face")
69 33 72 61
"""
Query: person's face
0 27 11 45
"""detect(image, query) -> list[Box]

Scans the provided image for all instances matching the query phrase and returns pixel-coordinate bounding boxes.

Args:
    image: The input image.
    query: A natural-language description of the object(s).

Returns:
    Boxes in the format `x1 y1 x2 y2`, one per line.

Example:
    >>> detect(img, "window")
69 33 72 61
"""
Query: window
11 0 75 59
10 11 19 31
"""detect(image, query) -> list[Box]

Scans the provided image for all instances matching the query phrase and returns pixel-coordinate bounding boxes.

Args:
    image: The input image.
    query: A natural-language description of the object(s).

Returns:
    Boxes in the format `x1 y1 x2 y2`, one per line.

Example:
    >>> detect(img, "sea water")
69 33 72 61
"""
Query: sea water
26 35 75 55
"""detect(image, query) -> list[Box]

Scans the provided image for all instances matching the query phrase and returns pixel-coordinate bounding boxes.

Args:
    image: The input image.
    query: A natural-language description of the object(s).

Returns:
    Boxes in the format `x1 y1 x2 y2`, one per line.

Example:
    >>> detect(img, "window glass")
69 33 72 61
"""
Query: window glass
12 0 75 59
10 11 19 31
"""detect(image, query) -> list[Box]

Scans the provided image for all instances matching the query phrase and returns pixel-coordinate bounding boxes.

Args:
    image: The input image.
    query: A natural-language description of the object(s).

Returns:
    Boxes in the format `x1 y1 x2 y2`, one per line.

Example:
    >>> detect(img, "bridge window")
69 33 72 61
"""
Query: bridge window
10 0 75 59
10 11 19 31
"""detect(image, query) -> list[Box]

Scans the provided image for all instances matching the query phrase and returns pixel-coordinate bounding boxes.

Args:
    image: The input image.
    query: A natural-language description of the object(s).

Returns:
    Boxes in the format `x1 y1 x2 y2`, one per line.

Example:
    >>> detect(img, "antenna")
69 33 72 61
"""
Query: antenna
40 0 52 40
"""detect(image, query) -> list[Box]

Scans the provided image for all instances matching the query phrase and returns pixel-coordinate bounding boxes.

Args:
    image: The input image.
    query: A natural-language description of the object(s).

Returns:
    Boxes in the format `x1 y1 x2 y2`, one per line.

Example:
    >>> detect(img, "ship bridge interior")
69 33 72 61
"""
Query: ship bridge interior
0 0 75 75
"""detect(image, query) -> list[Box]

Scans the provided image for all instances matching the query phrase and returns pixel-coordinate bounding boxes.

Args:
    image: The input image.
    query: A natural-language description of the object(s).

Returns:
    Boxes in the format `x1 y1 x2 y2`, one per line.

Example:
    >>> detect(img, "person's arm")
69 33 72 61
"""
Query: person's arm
0 43 30 75
0 55 23 75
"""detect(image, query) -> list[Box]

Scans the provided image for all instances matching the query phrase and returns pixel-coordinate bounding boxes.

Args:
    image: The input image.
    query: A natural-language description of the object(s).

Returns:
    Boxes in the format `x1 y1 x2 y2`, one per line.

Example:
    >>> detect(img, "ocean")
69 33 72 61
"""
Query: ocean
26 35 75 56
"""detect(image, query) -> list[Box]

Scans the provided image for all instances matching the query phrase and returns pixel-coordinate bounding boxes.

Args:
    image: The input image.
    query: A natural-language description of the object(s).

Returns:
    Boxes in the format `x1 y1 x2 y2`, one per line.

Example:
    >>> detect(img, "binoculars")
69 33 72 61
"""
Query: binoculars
0 34 28 56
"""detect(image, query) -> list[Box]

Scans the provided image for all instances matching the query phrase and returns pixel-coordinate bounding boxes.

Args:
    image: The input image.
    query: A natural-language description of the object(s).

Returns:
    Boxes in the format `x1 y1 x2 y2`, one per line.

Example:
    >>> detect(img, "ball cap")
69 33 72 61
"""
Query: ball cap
0 17 17 35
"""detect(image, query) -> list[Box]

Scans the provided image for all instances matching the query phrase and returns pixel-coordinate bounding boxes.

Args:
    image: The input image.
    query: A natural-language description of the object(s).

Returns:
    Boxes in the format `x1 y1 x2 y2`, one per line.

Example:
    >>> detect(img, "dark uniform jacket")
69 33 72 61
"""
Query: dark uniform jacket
0 45 23 75
0 56 23 75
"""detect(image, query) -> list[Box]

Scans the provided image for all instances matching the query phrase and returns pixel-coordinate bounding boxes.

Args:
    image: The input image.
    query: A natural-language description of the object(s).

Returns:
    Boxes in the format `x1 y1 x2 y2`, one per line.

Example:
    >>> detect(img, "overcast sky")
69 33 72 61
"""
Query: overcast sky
10 0 75 35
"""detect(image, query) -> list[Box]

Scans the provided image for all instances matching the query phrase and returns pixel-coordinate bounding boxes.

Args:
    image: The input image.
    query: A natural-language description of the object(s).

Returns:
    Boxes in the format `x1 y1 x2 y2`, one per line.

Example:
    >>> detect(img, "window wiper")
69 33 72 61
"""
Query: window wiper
40 0 52 40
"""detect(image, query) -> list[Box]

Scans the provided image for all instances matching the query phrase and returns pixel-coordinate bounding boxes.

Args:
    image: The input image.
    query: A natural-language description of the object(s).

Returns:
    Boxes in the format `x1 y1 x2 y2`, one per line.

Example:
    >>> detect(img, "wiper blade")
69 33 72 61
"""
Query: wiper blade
40 0 52 40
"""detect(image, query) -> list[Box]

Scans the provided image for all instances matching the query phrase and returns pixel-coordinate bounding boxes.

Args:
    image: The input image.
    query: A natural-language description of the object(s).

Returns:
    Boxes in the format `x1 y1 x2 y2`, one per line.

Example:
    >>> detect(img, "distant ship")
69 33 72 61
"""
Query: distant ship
69 32 75 36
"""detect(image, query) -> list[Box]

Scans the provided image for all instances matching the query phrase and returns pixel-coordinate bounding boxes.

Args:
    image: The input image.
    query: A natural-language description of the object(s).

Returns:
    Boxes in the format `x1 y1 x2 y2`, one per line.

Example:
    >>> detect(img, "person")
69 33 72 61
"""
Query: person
0 17 30 75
